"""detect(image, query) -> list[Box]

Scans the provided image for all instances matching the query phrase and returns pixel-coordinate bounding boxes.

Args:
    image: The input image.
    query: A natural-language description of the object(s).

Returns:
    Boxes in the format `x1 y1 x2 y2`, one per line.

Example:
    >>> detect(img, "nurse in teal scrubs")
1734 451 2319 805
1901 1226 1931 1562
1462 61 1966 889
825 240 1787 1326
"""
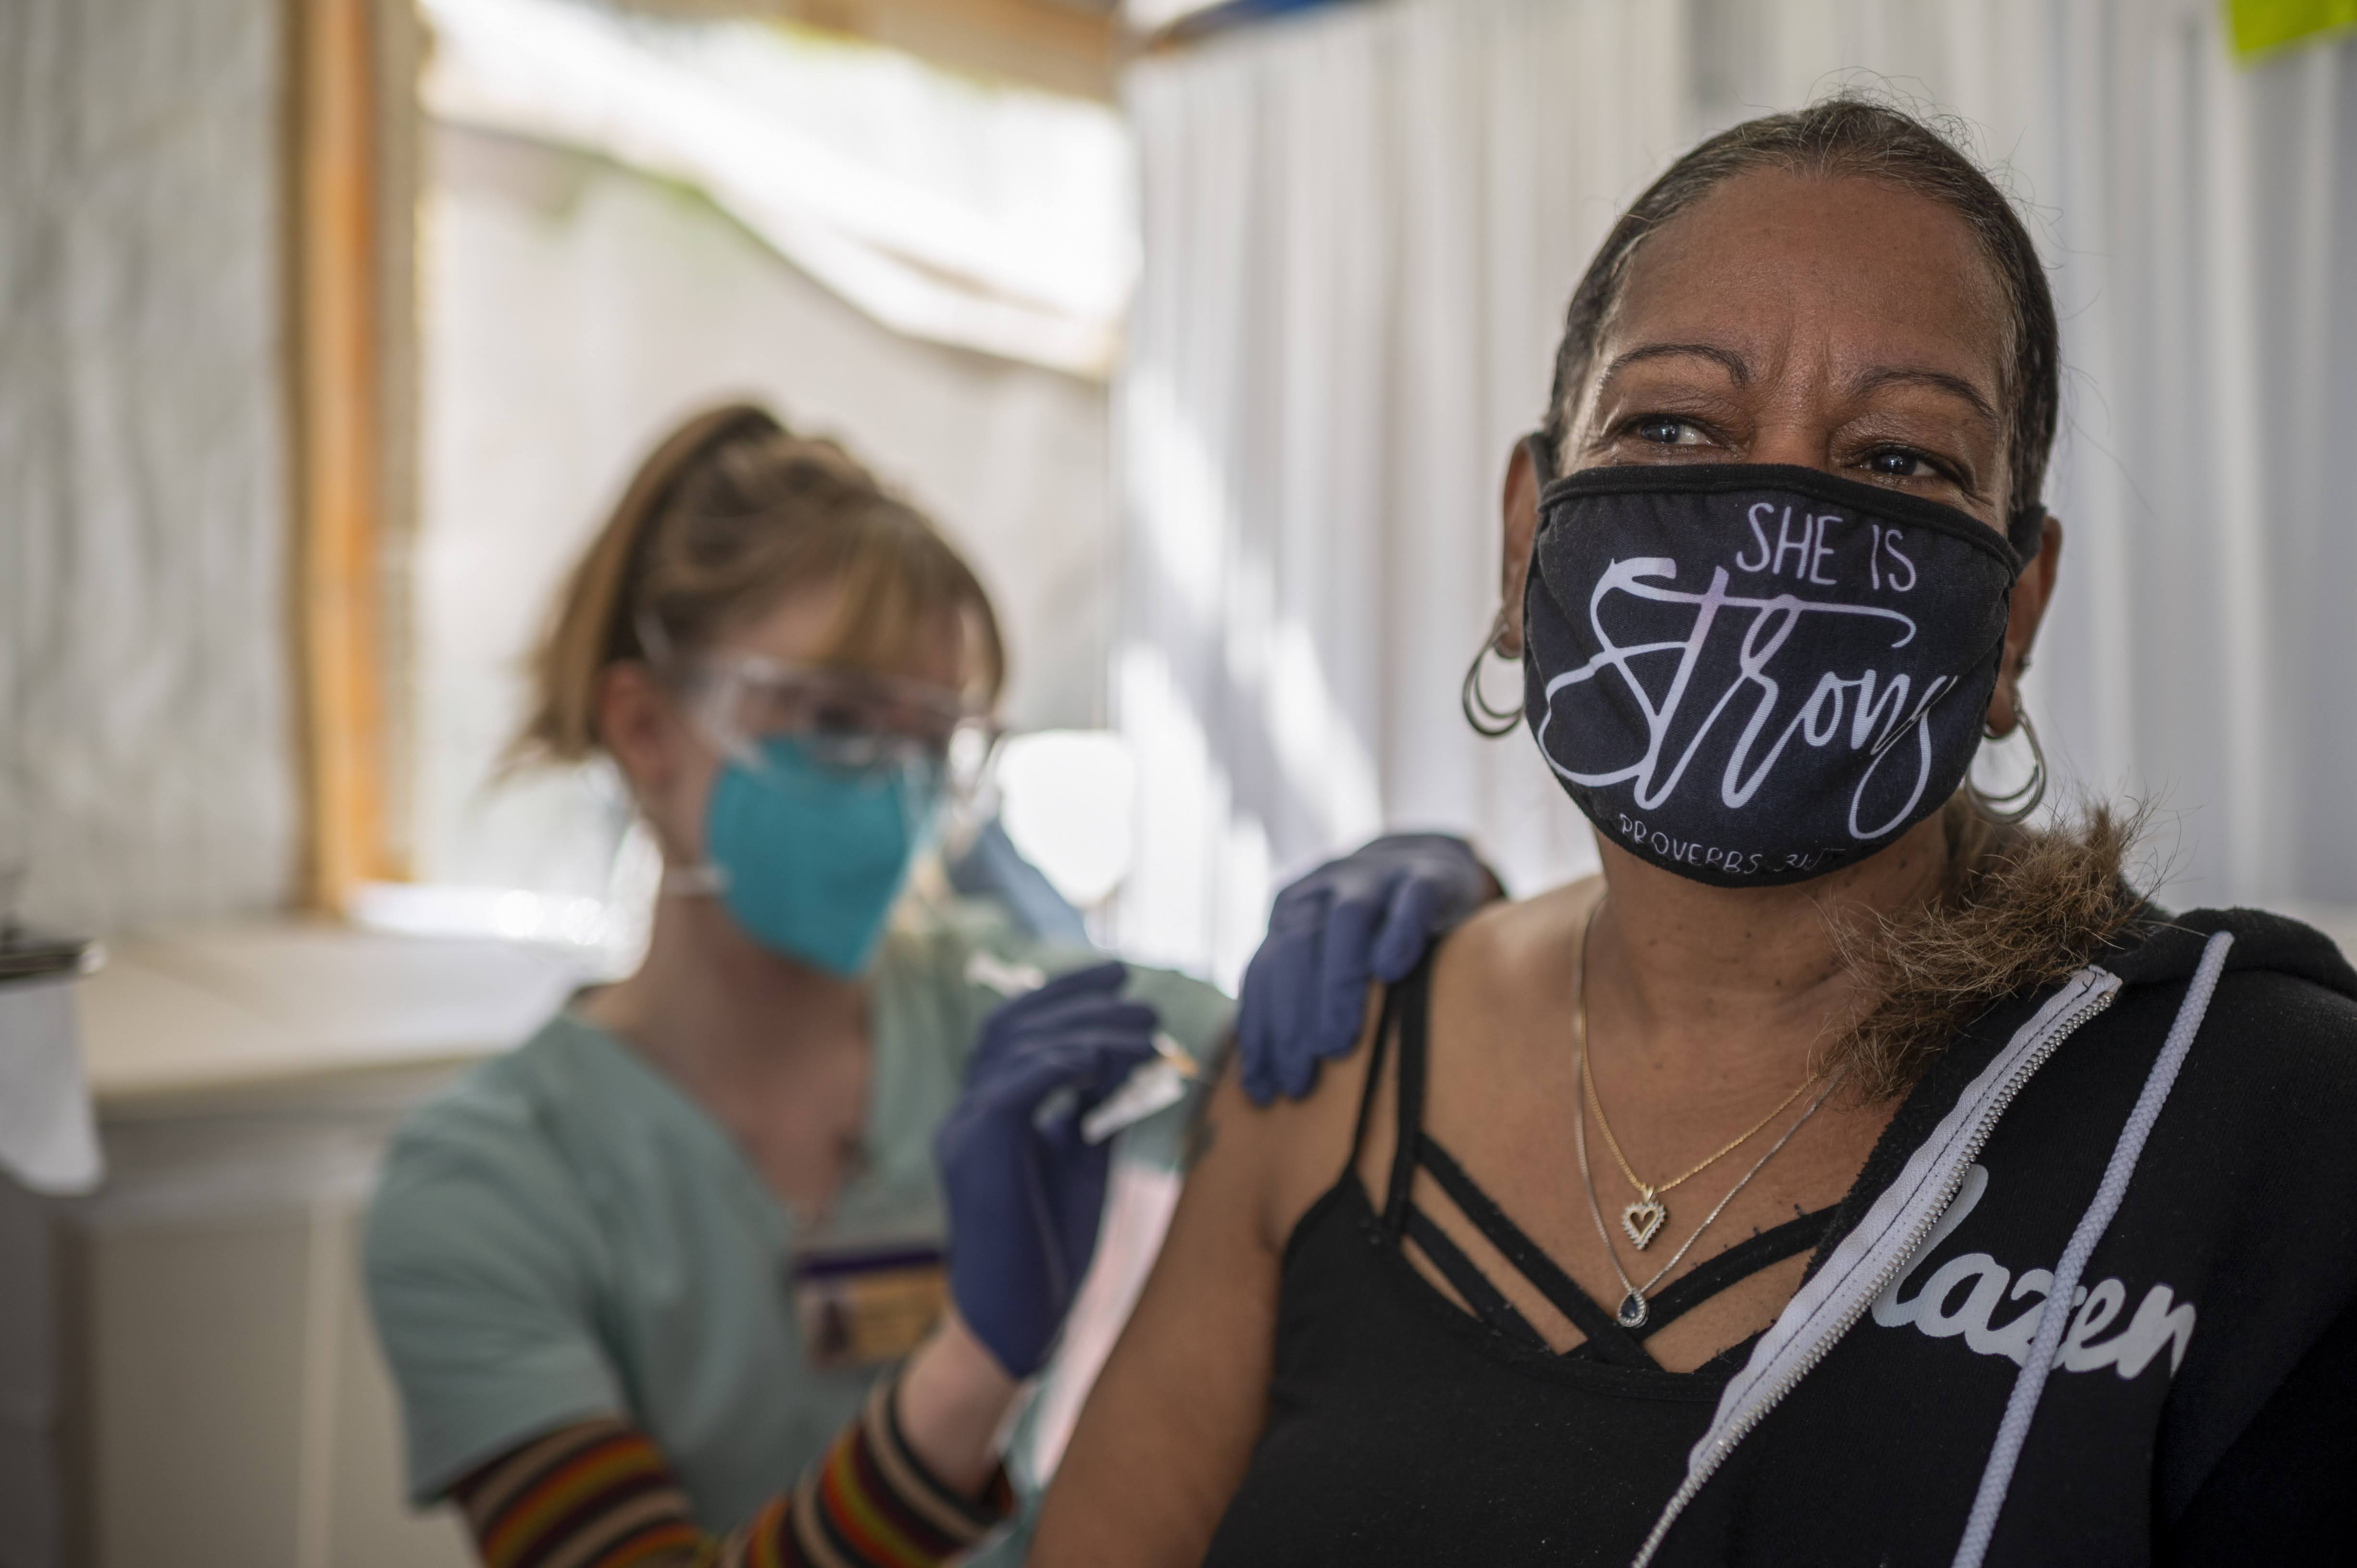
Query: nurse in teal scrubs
365 406 1492 1568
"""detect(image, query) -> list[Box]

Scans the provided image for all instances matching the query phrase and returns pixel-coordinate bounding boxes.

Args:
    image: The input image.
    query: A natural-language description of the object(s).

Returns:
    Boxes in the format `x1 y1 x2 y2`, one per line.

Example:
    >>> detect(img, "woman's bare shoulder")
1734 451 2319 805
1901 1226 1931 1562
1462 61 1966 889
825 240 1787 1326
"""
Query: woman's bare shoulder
1207 872 1604 1251
1428 871 1601 1007
1190 1002 1378 1257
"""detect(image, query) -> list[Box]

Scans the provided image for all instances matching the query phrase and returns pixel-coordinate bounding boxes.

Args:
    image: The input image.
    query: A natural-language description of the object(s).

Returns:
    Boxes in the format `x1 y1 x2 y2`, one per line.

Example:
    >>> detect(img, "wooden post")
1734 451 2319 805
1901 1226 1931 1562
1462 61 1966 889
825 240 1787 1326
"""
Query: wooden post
292 0 388 911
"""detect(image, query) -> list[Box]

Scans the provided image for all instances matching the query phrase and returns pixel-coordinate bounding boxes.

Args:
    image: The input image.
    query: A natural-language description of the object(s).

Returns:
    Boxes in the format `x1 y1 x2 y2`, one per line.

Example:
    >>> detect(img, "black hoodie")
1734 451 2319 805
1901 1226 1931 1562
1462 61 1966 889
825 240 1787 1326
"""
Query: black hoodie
1645 907 2357 1566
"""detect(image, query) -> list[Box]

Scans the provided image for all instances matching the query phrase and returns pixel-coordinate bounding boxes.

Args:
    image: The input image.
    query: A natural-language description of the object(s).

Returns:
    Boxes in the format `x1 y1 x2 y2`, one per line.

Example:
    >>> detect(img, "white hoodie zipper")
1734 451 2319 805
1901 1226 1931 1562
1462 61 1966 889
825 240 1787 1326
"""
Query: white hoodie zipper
1948 930 2232 1568
1627 965 2125 1568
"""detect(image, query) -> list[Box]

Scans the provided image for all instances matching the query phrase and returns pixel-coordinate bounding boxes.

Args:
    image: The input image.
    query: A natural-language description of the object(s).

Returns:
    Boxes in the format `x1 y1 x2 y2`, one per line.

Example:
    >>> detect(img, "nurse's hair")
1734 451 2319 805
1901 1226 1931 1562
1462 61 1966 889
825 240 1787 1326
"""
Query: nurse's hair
514 402 1006 765
1543 95 2061 526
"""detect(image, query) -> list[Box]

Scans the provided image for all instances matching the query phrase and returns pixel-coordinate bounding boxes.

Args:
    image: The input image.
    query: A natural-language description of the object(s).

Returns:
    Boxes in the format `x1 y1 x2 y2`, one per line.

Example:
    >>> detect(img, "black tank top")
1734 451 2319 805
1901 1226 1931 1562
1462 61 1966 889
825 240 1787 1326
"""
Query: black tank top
1200 954 1837 1566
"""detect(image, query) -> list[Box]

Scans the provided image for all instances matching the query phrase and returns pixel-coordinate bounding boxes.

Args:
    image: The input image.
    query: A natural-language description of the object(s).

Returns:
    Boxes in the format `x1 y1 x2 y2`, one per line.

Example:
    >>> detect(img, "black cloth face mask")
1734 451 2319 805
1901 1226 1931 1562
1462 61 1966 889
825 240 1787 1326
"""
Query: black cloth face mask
1518 436 2031 887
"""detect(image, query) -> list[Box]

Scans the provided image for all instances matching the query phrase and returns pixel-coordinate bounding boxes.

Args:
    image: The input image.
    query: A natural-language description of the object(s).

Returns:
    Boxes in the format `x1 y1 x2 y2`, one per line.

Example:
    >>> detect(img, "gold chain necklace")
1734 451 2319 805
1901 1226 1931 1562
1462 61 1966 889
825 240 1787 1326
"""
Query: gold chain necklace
1575 1037 1841 1328
1575 903 1825 1250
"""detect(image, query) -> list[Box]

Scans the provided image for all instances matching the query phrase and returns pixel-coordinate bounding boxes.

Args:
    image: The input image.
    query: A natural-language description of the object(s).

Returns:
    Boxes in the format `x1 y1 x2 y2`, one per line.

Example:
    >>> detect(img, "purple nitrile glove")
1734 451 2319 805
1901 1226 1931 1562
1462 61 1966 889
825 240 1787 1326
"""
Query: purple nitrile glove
934 961 1159 1379
1235 833 1493 1105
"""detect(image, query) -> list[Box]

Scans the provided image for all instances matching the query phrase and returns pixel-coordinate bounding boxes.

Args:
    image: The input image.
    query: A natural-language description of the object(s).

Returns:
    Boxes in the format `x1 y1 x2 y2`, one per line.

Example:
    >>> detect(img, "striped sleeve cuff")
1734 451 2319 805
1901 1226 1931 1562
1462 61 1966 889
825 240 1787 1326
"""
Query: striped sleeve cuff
773 1369 1010 1568
461 1422 704 1568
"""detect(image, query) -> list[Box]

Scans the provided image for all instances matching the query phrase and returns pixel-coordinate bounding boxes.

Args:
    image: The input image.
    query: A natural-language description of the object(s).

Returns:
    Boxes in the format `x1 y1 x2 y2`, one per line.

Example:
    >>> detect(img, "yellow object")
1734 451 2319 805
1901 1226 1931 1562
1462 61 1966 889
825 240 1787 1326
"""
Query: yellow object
2228 0 2357 58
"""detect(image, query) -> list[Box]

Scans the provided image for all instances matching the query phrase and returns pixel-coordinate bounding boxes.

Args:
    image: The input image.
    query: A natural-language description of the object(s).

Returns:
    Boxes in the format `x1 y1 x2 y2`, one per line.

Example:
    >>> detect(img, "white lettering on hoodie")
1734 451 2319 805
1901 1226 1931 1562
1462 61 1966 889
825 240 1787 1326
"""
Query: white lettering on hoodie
1871 1164 2196 1378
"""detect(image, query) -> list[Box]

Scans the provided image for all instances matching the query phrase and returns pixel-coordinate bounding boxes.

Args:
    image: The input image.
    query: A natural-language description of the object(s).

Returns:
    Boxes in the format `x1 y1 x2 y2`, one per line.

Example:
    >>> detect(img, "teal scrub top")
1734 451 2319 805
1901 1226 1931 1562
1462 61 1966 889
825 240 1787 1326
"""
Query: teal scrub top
362 898 1231 1531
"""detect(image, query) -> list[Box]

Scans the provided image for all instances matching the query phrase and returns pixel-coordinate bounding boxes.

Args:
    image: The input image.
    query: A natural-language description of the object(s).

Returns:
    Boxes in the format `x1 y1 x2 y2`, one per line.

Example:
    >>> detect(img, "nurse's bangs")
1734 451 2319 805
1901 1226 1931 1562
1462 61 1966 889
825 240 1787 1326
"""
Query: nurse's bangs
515 403 1006 767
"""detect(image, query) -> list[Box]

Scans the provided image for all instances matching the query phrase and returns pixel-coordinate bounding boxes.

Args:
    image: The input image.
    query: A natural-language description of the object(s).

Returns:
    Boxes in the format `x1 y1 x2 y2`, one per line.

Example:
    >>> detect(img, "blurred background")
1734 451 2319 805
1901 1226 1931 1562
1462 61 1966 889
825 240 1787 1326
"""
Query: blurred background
1 0 2352 1563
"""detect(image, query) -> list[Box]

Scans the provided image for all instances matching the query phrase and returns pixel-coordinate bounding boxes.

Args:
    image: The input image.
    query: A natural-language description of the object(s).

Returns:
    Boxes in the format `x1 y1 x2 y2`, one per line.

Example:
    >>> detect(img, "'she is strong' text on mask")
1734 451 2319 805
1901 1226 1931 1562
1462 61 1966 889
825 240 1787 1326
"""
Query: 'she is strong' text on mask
1520 437 2025 886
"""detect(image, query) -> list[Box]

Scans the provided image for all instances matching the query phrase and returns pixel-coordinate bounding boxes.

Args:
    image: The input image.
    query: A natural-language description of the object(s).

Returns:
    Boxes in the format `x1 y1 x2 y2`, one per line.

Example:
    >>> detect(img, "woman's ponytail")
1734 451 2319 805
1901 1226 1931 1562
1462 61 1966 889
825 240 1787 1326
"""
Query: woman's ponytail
511 404 784 765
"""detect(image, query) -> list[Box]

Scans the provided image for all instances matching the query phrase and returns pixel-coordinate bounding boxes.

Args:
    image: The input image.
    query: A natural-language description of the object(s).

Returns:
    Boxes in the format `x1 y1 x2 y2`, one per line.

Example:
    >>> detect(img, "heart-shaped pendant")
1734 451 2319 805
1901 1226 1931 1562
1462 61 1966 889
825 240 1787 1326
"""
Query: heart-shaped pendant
1621 1197 1667 1250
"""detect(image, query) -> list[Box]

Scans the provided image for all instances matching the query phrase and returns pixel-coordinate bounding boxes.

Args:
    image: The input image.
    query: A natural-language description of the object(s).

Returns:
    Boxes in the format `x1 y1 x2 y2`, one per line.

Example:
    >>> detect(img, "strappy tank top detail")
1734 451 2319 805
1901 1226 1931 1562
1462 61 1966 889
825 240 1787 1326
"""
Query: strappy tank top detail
1350 959 1836 1369
1199 950 1843 1567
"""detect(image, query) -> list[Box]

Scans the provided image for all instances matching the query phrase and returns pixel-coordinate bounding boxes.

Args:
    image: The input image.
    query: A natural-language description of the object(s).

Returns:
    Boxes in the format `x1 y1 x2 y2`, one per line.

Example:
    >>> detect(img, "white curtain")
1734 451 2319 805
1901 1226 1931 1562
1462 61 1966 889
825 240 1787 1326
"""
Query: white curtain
0 0 297 937
1113 0 1692 982
1114 0 2357 984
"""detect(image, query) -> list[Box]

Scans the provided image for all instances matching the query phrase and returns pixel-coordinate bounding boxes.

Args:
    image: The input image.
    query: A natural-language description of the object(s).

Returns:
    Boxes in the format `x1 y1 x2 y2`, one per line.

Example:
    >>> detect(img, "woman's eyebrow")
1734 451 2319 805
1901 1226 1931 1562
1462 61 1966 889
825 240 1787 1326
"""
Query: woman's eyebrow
1849 364 1999 425
1601 342 1753 384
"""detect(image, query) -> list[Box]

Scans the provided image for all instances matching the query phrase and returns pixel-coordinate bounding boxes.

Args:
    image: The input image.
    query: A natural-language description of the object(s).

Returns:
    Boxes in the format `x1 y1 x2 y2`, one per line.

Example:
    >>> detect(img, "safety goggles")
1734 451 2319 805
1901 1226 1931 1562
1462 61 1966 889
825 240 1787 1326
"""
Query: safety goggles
673 654 1002 800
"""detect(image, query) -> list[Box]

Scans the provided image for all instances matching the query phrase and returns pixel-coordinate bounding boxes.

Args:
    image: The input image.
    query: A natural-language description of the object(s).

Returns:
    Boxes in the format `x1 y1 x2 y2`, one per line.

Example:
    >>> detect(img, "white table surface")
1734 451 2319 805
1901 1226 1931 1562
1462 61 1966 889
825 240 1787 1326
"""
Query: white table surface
78 921 594 1108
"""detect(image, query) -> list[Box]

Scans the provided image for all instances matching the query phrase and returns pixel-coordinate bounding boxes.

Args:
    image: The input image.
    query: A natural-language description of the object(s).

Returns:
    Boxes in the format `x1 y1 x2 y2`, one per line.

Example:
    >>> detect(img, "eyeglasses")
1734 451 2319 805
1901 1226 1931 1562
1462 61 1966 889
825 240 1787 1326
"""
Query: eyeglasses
675 655 1002 799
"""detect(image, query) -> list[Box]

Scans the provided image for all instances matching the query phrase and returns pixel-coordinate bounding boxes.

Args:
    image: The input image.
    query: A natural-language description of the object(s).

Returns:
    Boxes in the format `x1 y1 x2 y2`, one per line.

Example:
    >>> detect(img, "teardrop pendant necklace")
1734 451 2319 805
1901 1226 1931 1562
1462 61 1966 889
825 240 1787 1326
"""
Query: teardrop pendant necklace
1574 1041 1839 1329
1571 902 1841 1330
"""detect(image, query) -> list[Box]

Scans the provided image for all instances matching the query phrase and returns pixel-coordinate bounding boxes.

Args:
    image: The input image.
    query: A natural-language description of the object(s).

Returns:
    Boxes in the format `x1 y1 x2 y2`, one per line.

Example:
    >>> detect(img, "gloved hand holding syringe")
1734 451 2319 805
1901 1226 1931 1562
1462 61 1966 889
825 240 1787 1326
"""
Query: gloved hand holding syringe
963 950 1200 1145
936 958 1197 1379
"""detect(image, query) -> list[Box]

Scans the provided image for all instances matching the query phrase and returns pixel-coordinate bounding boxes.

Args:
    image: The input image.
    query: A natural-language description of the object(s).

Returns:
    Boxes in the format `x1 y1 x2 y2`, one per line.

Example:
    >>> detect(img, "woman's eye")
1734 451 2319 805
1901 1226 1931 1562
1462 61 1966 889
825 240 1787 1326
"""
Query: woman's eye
1634 416 1706 447
1866 448 1933 478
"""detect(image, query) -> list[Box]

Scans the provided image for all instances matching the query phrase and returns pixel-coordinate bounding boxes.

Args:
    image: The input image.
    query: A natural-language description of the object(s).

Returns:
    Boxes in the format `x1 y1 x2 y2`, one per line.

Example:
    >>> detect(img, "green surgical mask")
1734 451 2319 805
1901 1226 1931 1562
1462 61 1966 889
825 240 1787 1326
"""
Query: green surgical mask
701 736 943 975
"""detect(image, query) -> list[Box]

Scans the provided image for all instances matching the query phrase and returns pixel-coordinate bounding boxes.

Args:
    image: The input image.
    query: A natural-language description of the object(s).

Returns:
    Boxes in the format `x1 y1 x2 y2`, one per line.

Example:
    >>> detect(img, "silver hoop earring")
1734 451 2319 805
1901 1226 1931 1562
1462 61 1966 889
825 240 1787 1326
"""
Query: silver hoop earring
1969 705 2047 823
1460 612 1523 738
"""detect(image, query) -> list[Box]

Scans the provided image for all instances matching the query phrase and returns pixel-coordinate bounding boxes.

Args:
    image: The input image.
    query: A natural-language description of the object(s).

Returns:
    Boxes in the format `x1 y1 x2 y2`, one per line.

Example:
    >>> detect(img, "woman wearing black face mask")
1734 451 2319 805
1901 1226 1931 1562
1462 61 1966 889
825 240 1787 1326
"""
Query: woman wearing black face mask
1028 99 2357 1567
